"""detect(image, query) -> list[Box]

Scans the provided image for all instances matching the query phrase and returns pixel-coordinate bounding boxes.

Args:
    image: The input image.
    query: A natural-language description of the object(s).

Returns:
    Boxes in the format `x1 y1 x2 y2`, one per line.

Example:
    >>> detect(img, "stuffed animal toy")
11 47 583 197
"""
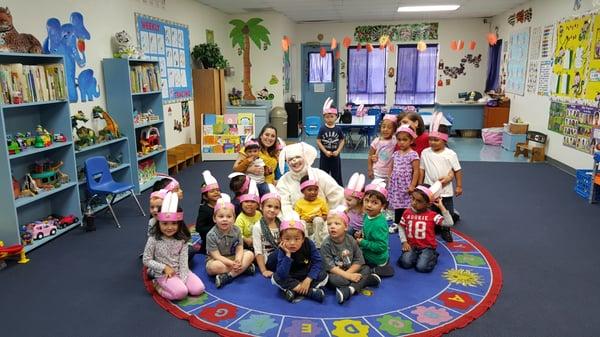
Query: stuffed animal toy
0 7 42 53
112 30 143 59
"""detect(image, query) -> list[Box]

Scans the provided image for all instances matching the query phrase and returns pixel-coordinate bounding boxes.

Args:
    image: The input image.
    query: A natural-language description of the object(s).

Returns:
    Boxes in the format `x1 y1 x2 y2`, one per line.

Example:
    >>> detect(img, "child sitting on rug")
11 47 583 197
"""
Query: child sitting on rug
272 212 328 303
196 171 222 255
235 180 262 249
149 175 184 234
206 194 255 288
143 192 205 300
321 206 381 304
398 182 454 273
294 174 329 248
228 172 250 216
252 184 282 278
344 173 366 237
355 179 395 277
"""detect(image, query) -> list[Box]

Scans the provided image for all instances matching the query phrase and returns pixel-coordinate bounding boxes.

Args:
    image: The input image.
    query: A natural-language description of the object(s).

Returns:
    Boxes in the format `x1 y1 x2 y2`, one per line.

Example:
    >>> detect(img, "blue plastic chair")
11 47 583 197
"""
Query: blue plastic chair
355 112 384 150
84 156 146 228
304 116 322 137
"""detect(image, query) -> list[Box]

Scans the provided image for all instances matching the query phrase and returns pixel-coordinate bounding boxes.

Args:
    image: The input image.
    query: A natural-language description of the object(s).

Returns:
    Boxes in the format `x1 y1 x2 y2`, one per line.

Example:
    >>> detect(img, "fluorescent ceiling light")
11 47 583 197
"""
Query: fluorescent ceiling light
397 5 460 12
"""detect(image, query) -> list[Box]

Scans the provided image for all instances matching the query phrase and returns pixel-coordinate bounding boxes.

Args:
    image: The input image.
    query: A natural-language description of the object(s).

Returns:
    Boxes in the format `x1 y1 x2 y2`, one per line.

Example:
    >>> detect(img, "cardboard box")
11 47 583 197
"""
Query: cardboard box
509 122 528 134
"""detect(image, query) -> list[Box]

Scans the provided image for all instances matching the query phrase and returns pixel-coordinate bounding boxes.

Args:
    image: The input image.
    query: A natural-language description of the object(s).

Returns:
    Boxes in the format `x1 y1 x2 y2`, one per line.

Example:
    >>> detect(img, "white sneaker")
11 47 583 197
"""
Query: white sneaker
388 223 398 233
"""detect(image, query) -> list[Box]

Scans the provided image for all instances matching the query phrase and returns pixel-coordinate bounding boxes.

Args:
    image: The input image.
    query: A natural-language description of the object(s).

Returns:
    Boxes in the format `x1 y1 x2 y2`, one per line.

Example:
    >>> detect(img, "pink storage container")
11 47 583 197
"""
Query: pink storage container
482 127 503 146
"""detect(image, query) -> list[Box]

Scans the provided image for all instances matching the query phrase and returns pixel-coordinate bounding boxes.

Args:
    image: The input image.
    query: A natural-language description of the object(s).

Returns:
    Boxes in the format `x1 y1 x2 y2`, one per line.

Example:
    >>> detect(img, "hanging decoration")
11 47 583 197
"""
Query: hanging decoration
342 36 352 48
366 43 374 53
356 43 362 51
319 46 326 58
379 35 389 47
442 54 482 78
354 23 438 43
487 32 498 45
281 35 289 52
331 38 337 50
387 43 395 53
469 40 477 50
456 40 465 51
335 50 340 60
507 8 533 26
417 40 427 52
450 40 458 51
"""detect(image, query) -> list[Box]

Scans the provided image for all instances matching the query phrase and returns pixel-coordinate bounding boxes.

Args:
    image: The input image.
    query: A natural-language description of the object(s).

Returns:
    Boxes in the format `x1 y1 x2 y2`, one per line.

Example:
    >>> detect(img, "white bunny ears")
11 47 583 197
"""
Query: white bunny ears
365 178 388 198
214 193 235 213
156 191 183 222
278 142 317 175
345 172 365 199
239 179 260 203
429 110 449 141
322 97 337 115
201 170 220 193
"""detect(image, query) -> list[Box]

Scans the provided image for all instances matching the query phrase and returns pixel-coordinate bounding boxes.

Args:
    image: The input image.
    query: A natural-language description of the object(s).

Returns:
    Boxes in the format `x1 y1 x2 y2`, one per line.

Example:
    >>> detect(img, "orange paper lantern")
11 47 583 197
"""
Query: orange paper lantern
487 32 498 45
343 36 351 48
366 43 373 53
331 38 337 50
469 40 477 50
320 47 326 58
450 40 458 51
456 40 464 51
281 37 289 52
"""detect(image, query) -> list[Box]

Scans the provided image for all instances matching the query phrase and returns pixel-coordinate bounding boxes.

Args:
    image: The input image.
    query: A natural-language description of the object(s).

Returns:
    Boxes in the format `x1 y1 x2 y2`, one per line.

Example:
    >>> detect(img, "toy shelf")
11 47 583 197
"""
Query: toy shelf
24 221 80 253
90 191 131 213
102 58 167 193
134 120 163 129
9 141 73 160
139 175 162 192
0 52 82 250
75 137 127 154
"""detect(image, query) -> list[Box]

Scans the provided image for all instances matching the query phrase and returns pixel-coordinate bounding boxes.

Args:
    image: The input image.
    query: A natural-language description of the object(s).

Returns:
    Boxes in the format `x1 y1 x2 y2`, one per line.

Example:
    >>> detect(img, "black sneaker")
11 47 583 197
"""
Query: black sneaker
441 228 454 243
308 288 325 303
336 286 351 304
215 273 233 288
244 264 256 275
284 289 296 302
365 273 382 288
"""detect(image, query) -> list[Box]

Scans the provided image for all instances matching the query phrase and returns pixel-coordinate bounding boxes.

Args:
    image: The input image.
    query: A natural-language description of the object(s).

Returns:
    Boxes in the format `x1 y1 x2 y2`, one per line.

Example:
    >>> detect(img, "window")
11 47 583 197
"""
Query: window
347 46 386 105
395 44 438 105
309 52 333 83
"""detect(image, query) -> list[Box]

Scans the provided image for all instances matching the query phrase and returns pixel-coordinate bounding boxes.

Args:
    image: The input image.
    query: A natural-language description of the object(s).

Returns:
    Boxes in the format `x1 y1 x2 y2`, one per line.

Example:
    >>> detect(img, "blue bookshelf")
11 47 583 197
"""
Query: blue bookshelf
0 53 82 250
101 58 167 193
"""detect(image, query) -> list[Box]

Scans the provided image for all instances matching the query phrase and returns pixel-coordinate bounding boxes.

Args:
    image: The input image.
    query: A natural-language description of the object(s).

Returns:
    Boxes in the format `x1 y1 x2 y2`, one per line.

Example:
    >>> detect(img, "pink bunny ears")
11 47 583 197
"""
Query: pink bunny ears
365 178 388 198
156 191 183 222
345 172 365 199
322 97 337 115
395 125 417 139
280 211 305 235
260 184 281 204
214 193 235 213
429 111 449 141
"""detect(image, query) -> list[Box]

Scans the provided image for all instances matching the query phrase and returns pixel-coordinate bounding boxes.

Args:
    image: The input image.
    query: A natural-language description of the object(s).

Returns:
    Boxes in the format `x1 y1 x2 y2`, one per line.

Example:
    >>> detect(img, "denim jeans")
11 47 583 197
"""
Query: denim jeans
398 247 439 273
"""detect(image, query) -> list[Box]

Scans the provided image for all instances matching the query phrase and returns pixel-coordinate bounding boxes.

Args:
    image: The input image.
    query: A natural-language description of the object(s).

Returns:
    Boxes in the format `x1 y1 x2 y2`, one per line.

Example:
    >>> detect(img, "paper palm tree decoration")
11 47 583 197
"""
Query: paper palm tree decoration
229 18 271 101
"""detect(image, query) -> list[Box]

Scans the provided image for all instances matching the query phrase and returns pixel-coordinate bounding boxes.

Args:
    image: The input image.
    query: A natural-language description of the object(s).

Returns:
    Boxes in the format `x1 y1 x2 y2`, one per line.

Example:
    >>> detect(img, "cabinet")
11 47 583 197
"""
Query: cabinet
483 101 510 128
192 69 225 145
0 53 82 250
285 102 302 138
102 58 167 193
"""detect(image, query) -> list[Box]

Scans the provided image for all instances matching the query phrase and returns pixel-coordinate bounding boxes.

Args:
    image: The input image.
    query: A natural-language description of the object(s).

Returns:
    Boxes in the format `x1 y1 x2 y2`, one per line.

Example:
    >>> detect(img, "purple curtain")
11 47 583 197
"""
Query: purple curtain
347 47 386 104
309 52 332 83
395 45 437 105
485 39 502 92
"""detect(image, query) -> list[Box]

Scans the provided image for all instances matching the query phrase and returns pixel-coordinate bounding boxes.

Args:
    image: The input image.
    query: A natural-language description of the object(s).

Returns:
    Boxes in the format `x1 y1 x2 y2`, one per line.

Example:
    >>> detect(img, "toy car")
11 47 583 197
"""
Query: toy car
53 133 67 142
58 214 79 229
25 222 57 240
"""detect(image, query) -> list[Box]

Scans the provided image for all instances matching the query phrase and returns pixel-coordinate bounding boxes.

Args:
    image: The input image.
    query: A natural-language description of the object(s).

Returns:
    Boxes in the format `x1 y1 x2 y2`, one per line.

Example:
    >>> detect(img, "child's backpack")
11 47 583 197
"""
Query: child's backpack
340 108 352 124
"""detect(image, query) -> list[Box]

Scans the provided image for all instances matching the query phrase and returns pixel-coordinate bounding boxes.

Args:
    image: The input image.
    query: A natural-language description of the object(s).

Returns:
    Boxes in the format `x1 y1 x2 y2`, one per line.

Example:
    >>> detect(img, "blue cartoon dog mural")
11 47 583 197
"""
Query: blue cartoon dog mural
43 12 100 102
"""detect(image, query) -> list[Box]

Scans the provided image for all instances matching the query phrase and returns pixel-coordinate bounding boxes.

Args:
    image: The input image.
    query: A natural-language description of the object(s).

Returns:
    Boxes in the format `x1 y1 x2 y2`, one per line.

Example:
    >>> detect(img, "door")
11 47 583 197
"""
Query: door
301 44 338 124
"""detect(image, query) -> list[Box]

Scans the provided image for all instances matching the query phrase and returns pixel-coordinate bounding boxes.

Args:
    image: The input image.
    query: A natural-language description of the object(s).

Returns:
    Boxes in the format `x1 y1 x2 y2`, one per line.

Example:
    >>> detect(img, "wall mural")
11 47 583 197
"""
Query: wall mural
354 23 438 43
43 12 100 103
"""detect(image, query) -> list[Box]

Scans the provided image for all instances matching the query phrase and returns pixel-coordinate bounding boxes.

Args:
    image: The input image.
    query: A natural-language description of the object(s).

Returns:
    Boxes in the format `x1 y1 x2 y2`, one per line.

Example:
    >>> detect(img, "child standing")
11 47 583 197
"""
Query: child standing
398 182 454 273
344 172 365 236
321 206 381 304
317 97 345 185
196 170 222 254
388 125 420 229
143 192 205 300
205 194 256 288
419 112 462 242
294 174 329 248
368 114 397 182
252 184 281 277
235 180 262 249
399 112 428 156
355 179 395 277
272 212 328 303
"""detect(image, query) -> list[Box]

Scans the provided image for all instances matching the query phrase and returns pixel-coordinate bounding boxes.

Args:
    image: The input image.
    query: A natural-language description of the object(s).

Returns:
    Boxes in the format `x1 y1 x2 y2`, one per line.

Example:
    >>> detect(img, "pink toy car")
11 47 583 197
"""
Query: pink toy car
26 222 58 240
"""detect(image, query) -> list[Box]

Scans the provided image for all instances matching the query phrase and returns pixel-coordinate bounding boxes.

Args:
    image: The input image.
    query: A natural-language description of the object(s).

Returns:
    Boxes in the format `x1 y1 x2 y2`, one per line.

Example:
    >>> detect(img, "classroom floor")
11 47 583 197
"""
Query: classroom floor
295 135 529 162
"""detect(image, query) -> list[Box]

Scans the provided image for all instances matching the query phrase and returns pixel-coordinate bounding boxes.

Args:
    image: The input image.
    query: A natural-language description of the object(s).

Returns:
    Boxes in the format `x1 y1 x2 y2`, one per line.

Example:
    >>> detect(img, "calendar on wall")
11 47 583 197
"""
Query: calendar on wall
135 13 193 103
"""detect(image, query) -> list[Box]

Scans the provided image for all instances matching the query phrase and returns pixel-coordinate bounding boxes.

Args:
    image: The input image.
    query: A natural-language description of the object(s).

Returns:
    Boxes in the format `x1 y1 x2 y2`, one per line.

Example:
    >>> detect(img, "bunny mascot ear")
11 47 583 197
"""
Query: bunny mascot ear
156 191 183 221
429 110 449 141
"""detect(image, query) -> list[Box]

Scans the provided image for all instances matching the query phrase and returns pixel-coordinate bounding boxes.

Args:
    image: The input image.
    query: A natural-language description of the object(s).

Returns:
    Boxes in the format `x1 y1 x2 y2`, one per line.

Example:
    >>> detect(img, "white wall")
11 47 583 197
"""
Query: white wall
3 0 230 148
492 0 598 170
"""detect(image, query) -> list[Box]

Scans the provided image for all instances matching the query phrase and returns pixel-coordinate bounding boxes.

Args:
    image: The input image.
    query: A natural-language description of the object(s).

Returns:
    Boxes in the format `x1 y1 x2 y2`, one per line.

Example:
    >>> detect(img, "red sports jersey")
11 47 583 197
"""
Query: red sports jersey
400 208 443 248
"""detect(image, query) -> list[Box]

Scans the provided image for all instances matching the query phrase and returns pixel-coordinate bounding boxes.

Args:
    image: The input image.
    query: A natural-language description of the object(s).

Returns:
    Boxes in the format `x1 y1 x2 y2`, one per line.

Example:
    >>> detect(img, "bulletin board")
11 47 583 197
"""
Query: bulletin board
201 113 255 160
135 13 193 103
547 99 600 154
506 27 531 95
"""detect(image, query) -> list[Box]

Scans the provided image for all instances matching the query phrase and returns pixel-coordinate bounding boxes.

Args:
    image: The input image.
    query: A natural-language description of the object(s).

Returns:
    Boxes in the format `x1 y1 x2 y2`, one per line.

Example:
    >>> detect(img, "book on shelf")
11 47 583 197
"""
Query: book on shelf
129 63 161 93
0 63 66 104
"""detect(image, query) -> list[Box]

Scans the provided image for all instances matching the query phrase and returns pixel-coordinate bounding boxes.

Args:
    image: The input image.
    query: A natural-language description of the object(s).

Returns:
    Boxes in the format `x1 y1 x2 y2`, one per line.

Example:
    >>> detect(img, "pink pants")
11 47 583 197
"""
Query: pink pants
155 272 205 300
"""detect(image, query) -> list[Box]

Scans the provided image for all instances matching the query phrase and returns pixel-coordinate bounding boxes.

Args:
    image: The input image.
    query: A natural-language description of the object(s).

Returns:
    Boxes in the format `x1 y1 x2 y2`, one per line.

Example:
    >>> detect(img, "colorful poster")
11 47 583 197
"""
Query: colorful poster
529 26 542 61
586 14 600 101
541 24 555 59
552 15 592 99
135 13 192 103
537 60 553 96
527 60 539 93
550 101 599 153
548 100 567 133
507 27 530 95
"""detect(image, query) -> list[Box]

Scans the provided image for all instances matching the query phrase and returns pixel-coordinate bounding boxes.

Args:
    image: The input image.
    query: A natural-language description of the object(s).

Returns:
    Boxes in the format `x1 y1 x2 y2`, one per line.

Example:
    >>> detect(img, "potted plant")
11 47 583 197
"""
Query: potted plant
191 43 229 70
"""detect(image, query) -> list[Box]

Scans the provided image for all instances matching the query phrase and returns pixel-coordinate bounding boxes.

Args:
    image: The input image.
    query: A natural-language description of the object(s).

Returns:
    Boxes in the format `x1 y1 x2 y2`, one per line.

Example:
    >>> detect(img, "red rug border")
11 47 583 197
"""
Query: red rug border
142 228 503 337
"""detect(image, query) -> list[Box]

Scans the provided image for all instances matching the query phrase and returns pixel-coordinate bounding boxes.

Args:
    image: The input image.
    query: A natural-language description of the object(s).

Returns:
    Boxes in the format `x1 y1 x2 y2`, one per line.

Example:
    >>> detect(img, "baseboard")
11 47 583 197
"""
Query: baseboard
546 155 576 176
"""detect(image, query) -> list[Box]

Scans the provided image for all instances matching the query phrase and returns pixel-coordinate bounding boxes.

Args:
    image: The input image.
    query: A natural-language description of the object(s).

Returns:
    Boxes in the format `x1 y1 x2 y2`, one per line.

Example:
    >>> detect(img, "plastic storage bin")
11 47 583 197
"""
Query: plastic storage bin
501 131 527 151
482 127 503 146
575 169 600 202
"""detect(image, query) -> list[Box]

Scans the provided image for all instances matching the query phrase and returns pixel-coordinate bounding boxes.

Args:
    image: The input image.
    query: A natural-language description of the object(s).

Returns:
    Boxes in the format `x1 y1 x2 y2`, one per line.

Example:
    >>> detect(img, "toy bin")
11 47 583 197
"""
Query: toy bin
482 127 503 146
574 169 600 202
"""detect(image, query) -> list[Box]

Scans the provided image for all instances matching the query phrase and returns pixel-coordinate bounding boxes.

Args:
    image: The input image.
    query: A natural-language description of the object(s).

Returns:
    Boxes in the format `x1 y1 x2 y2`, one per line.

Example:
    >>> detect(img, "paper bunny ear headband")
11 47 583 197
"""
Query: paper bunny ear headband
415 181 443 203
280 211 305 235
429 111 449 141
395 125 417 139
156 192 183 222
260 183 281 204
155 174 180 192
228 172 250 194
322 97 337 115
214 193 235 213
245 135 260 149
345 172 365 199
328 205 349 225
201 170 220 193
300 169 318 191
239 179 260 203
365 178 388 198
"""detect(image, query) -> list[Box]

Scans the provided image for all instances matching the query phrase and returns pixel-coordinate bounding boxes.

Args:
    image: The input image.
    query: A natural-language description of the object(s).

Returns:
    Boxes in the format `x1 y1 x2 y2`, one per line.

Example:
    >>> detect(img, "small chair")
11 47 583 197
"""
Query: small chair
514 131 547 162
304 116 322 137
84 156 146 228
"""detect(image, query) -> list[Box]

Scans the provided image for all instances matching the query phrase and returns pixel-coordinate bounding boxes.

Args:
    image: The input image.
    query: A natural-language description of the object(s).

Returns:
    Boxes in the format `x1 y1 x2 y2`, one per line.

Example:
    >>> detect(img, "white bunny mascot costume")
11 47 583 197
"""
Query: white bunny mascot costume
142 192 205 300
276 142 344 216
